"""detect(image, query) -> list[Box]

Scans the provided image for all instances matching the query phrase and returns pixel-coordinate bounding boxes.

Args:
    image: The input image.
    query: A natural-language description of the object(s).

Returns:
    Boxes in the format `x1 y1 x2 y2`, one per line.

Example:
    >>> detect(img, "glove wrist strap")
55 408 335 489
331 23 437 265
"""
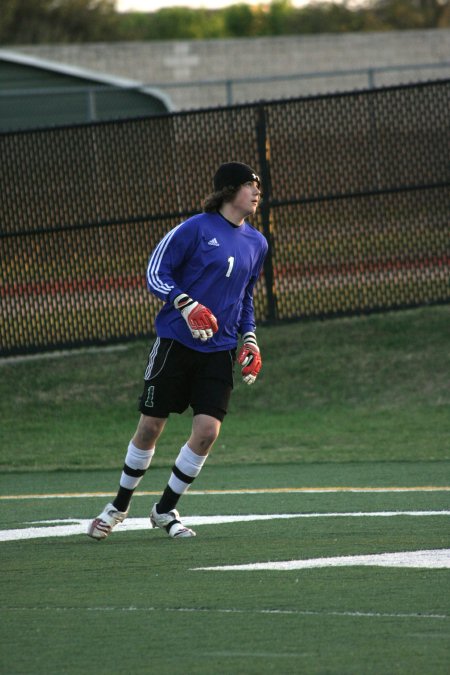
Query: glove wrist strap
174 293 195 311
242 331 258 347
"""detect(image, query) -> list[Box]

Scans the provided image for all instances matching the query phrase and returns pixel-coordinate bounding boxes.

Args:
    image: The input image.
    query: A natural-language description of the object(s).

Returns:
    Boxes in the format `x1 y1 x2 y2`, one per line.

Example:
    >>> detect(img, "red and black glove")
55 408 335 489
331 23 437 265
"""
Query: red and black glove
174 294 218 342
237 332 262 385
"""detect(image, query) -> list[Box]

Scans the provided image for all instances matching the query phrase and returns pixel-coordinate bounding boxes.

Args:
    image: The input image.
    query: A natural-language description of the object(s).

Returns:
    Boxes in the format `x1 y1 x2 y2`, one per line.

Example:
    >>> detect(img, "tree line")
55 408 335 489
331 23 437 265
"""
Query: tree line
1 0 449 45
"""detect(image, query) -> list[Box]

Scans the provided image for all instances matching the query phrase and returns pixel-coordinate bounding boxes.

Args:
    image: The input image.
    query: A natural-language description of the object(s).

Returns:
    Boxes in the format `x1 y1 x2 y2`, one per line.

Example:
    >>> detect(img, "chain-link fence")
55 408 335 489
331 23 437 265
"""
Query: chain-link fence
1 80 449 356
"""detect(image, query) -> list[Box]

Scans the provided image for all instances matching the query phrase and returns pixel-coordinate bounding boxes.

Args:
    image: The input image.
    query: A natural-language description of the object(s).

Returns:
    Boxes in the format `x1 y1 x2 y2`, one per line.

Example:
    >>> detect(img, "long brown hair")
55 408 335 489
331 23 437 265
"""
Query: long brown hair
203 185 240 213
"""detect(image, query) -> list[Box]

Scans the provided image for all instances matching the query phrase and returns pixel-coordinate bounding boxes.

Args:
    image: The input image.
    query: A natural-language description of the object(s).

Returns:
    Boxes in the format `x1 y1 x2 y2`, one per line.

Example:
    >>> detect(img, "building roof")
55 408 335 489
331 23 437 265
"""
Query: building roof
0 49 173 129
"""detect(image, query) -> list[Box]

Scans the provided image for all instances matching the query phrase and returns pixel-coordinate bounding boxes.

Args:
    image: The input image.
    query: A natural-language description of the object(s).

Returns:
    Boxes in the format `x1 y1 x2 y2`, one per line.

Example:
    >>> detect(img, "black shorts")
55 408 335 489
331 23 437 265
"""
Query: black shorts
139 338 236 422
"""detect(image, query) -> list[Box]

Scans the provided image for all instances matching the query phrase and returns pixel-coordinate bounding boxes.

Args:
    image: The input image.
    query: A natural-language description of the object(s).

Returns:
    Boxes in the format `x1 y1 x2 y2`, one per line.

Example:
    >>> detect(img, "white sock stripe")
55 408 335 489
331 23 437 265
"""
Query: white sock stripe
120 473 142 491
167 445 208 495
119 443 154 491
168 474 189 495
175 444 207 478
125 442 154 471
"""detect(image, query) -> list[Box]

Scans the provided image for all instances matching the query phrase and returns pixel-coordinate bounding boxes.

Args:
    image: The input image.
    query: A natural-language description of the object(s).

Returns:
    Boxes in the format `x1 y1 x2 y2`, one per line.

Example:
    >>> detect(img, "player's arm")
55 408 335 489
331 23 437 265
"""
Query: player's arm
146 222 218 341
239 241 268 332
237 331 262 385
146 222 193 303
237 243 267 383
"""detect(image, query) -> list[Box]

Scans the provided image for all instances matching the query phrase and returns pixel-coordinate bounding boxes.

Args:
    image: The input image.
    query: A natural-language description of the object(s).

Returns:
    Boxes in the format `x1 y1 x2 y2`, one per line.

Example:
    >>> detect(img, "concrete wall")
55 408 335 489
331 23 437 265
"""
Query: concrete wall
13 29 450 111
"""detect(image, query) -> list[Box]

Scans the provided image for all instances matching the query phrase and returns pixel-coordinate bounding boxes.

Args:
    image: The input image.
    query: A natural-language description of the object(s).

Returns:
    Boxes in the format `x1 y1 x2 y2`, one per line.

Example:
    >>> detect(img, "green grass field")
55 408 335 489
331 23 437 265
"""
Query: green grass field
1 306 449 674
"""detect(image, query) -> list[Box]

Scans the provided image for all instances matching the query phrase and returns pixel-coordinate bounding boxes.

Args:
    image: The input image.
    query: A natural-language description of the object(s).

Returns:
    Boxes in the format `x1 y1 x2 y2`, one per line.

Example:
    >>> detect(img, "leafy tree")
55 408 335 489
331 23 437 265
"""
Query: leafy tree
143 7 224 40
266 0 294 36
0 0 448 44
368 0 450 29
0 0 118 44
223 4 258 37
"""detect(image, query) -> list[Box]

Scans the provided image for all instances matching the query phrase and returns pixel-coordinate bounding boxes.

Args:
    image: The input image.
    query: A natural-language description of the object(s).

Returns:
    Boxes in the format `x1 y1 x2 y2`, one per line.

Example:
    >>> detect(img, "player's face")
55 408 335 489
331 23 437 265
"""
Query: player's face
232 181 261 217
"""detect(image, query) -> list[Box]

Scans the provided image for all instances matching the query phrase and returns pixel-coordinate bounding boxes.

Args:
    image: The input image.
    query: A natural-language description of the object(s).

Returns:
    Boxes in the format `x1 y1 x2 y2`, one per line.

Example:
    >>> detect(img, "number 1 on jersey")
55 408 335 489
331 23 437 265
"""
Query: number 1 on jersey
226 256 235 278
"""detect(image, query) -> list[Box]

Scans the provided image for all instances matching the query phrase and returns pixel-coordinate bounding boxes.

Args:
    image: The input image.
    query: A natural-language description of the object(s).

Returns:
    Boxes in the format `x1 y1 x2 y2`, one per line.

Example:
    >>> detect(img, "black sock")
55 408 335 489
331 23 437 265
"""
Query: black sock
113 486 134 513
156 485 180 514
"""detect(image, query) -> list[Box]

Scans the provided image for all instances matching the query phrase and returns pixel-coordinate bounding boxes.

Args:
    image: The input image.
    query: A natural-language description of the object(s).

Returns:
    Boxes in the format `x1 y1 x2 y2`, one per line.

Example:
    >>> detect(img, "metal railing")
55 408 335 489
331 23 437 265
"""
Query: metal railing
1 60 449 128
151 60 450 106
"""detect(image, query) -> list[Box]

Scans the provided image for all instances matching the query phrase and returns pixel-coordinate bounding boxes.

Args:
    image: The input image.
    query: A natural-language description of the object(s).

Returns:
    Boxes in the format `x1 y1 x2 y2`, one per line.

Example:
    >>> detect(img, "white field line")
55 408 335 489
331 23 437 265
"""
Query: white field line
1 511 449 543
193 549 450 571
1 486 449 500
3 606 448 621
0 344 129 365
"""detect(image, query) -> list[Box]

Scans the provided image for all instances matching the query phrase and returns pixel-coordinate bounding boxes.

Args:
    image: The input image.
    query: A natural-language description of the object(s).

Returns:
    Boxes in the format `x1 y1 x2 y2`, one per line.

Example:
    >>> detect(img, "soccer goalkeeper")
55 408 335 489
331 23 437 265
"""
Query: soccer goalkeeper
88 162 268 540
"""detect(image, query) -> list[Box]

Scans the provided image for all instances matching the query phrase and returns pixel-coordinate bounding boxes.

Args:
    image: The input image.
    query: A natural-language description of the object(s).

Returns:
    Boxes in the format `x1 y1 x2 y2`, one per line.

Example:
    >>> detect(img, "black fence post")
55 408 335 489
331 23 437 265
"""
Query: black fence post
256 104 277 323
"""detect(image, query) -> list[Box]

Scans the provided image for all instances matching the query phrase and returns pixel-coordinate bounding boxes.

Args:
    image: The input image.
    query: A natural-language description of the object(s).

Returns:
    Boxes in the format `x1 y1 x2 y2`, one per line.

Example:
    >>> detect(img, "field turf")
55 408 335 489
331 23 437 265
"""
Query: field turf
0 306 449 673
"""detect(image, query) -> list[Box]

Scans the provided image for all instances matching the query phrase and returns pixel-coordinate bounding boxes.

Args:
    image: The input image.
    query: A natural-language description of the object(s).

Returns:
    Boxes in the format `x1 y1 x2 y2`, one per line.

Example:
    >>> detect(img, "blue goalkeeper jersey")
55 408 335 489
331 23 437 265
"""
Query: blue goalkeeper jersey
146 211 268 352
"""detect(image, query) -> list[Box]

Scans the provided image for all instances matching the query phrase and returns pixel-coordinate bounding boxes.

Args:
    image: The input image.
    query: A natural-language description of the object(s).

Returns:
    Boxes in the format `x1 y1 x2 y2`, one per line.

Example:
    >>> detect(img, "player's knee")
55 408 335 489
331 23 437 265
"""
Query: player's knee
133 415 166 449
191 418 220 452
201 426 220 448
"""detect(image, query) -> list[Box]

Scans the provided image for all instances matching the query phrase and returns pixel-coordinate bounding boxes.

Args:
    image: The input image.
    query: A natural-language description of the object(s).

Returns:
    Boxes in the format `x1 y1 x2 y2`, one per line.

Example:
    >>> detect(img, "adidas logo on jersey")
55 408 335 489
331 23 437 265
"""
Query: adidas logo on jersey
208 238 220 247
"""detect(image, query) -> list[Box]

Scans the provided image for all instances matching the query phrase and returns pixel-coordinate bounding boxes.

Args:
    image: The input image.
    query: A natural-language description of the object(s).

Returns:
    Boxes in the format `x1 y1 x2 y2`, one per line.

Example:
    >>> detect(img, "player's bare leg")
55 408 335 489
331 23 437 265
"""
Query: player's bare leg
187 414 222 456
87 415 166 540
151 414 221 538
132 414 167 450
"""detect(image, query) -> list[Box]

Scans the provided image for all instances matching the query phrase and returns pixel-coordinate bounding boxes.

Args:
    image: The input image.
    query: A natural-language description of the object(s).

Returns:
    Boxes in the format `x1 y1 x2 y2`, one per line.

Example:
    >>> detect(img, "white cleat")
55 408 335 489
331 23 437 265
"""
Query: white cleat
87 503 128 540
150 503 196 538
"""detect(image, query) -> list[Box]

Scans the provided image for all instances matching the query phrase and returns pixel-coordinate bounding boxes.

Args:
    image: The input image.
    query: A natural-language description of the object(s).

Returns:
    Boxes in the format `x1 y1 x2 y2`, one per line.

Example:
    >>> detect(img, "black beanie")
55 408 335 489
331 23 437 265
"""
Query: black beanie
213 162 260 191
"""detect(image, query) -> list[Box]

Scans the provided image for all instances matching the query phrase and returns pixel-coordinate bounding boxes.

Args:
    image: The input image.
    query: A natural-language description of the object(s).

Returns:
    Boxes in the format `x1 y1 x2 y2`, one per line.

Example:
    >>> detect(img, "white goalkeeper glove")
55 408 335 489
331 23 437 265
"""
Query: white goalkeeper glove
237 331 262 385
174 293 218 342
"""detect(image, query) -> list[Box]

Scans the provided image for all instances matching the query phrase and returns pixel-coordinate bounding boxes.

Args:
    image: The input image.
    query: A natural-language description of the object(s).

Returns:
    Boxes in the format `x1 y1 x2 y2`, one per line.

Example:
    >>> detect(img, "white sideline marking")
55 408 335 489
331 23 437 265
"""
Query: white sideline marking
5 606 448 620
1 511 449 543
1 486 449 500
0 344 129 365
194 549 450 571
